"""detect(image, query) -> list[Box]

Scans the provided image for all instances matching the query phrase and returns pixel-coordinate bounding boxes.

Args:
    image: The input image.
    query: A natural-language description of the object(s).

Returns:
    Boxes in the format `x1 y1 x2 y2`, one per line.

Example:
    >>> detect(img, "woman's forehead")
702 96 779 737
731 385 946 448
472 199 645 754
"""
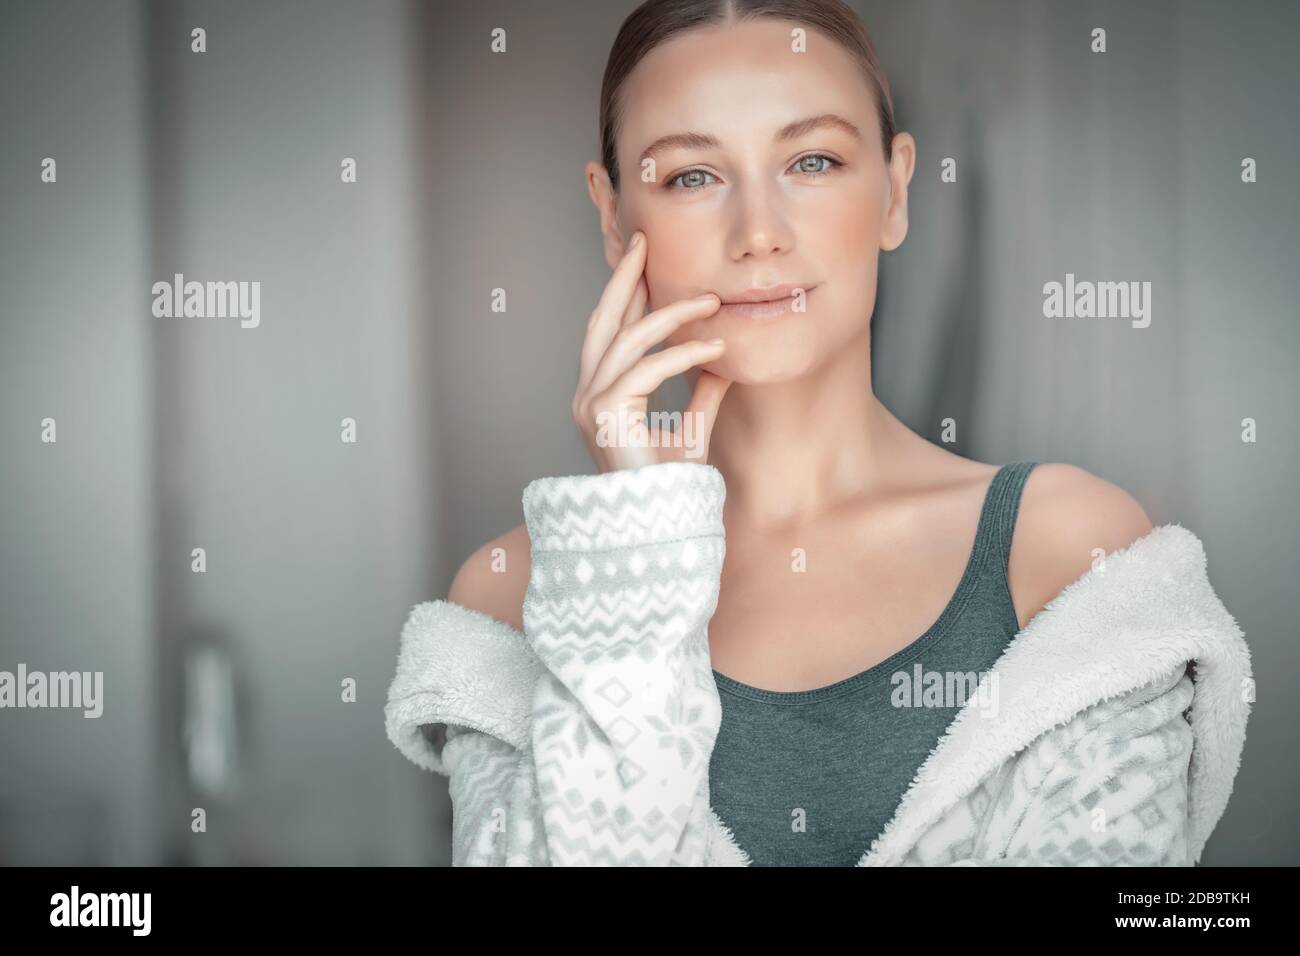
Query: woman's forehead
618 22 872 149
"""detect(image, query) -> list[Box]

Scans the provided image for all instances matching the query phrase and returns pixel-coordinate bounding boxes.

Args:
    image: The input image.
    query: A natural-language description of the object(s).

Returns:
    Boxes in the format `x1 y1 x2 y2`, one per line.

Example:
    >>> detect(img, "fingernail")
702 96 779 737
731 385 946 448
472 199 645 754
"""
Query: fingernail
628 232 643 249
708 338 725 346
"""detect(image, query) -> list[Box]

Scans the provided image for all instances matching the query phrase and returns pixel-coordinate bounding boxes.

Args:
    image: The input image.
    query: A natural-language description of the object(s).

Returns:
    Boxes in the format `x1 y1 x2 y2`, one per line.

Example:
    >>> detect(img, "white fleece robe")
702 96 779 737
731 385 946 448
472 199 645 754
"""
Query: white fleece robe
384 461 1252 866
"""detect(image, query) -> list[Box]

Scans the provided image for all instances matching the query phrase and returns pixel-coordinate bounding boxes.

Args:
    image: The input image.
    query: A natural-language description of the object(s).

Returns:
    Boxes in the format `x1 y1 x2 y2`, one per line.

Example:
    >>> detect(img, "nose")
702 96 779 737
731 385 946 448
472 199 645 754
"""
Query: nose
725 177 795 261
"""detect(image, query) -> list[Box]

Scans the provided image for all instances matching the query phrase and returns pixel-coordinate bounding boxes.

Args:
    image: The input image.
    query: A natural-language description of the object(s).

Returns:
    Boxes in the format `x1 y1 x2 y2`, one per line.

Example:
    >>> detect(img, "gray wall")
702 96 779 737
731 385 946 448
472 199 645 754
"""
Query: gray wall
2 0 444 864
1 0 1294 864
1 0 155 864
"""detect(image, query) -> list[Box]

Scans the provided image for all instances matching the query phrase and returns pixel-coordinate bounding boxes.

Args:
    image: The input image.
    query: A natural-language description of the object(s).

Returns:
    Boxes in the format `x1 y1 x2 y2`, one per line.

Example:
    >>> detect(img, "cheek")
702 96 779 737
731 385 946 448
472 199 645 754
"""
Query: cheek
641 224 706 310
817 195 882 321
817 177 883 257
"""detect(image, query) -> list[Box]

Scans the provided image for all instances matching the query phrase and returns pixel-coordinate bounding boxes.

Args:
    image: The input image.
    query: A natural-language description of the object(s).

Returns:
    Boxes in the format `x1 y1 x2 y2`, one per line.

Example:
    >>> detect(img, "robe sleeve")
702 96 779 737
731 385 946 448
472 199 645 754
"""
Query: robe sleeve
388 460 728 865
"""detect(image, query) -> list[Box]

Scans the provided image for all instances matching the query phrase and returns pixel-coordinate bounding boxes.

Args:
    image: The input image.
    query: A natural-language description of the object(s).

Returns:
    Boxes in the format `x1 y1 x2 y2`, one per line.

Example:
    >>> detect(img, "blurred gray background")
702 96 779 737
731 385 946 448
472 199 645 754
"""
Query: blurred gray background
1 0 1294 865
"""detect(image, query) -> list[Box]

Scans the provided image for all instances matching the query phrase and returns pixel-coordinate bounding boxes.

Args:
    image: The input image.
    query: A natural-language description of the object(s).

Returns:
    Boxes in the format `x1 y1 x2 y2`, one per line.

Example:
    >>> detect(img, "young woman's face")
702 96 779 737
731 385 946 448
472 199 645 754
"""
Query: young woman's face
606 18 913 385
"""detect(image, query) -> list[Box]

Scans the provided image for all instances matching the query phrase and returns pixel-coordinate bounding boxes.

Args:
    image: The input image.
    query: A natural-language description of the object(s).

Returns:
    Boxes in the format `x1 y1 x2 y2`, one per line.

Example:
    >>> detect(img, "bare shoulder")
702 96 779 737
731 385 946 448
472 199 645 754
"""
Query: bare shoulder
446 522 531 633
1007 462 1154 630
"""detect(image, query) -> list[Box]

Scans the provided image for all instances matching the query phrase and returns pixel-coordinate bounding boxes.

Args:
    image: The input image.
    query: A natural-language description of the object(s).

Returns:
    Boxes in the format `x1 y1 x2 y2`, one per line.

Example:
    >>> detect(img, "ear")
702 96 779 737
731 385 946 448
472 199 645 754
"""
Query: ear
586 160 628 270
879 132 916 253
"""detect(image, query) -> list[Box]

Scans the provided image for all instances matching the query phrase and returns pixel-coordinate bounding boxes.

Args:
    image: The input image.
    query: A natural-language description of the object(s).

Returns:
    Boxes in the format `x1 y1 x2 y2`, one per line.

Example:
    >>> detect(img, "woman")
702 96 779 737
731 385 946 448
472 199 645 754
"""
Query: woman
385 0 1251 866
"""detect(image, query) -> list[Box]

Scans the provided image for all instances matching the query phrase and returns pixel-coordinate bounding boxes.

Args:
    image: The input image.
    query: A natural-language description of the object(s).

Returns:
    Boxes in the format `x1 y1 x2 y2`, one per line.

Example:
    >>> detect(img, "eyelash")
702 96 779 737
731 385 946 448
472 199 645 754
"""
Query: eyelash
663 153 844 192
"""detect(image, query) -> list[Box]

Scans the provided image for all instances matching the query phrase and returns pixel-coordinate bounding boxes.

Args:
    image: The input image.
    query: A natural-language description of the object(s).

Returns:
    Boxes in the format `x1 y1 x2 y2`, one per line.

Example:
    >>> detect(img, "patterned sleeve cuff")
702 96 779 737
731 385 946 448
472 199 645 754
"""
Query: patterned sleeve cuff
521 461 726 552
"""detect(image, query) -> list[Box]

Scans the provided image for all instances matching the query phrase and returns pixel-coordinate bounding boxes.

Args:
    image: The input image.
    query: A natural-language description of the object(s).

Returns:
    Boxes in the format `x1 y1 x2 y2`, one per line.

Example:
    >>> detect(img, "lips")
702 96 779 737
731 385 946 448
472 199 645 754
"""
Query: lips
714 284 815 320
719 283 812 305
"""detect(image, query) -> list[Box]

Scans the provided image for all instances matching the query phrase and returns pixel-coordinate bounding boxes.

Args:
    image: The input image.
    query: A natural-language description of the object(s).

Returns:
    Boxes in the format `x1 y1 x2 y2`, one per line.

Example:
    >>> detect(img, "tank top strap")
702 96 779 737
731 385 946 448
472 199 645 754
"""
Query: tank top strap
977 460 1039 584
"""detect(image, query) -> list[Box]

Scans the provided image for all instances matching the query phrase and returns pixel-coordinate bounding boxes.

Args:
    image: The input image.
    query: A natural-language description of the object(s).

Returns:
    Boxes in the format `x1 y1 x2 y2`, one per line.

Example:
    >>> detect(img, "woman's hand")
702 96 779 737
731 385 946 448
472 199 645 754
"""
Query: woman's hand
573 230 733 472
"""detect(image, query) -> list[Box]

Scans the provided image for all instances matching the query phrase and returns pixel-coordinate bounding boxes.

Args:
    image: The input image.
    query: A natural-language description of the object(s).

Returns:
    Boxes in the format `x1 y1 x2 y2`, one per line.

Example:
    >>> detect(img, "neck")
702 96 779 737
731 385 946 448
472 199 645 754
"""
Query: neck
703 328 908 530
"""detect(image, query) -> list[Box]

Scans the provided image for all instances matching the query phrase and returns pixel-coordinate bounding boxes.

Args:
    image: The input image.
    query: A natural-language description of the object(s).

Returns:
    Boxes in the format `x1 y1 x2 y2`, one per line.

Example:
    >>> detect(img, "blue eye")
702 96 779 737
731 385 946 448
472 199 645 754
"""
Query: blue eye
665 168 720 191
792 153 842 177
663 153 844 191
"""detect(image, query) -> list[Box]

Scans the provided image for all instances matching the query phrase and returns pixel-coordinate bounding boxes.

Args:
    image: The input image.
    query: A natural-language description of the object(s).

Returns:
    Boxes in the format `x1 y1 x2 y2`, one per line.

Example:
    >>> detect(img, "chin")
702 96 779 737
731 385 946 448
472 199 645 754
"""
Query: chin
703 334 823 385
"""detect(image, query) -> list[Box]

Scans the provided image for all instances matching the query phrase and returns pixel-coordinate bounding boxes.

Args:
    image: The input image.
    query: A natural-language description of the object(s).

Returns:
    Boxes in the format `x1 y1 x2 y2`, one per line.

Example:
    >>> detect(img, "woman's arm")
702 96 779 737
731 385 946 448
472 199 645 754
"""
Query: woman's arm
517 459 727 864
394 229 735 864
390 459 727 865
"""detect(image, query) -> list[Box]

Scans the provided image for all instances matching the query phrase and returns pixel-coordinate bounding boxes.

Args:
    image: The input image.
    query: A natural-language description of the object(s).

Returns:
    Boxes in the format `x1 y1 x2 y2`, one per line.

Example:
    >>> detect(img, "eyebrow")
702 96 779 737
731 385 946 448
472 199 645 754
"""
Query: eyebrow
638 113 862 165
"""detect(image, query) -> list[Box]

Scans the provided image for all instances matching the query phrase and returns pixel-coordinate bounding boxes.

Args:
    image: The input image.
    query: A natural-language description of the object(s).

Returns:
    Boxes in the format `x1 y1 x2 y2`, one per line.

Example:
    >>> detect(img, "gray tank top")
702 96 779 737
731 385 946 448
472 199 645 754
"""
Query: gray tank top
708 461 1039 866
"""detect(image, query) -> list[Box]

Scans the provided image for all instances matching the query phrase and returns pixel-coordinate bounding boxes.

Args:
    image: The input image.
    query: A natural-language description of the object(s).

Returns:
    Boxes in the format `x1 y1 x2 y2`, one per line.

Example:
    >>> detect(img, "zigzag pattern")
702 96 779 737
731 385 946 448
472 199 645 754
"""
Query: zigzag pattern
526 582 718 636
529 579 719 620
523 461 725 552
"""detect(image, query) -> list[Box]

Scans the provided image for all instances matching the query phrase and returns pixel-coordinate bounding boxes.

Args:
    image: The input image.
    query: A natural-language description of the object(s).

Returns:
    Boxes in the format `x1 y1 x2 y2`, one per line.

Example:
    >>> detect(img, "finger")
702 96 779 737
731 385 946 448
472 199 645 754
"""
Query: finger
587 292 721 396
578 232 647 392
684 370 734 462
620 274 648 329
604 337 726 401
